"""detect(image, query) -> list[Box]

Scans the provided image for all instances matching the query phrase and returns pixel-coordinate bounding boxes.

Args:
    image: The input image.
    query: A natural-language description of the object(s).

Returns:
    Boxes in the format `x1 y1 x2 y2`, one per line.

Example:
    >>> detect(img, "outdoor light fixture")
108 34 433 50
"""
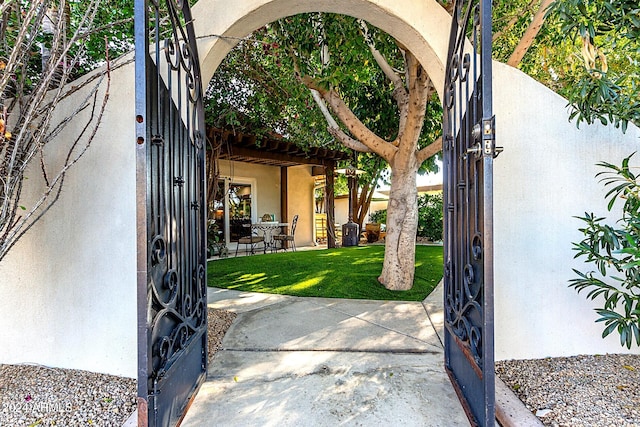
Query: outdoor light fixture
335 165 365 176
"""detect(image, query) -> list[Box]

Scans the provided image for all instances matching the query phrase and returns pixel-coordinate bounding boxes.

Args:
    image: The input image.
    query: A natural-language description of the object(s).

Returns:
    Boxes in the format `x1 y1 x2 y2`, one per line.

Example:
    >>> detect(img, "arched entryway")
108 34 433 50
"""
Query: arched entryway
192 0 452 101
136 1 495 426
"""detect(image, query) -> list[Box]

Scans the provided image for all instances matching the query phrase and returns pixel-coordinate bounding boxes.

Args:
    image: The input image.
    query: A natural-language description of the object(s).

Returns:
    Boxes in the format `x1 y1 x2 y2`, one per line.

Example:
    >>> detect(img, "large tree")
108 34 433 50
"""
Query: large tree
207 3 565 290
207 14 442 290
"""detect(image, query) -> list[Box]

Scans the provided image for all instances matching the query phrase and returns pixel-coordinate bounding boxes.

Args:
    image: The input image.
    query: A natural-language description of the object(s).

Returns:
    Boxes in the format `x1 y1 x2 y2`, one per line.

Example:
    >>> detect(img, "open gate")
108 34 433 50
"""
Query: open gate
135 1 208 426
443 0 499 426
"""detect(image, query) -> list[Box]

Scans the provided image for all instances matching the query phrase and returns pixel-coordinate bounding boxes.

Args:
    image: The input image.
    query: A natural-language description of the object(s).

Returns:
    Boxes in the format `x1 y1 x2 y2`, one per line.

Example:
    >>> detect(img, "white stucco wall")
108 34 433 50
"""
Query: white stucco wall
0 59 137 377
493 62 640 360
287 166 316 248
1 0 638 381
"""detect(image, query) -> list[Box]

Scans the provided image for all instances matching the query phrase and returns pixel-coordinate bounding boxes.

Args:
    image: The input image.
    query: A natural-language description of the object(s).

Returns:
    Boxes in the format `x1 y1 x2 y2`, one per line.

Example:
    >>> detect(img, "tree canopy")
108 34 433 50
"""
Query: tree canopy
492 0 639 131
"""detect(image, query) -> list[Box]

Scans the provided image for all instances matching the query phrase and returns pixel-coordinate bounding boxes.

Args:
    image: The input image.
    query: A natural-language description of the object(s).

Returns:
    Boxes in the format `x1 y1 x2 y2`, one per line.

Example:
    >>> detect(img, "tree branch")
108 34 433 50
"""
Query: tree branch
492 0 538 42
309 89 372 153
302 76 397 161
358 19 409 135
417 136 442 165
506 0 555 67
397 51 432 157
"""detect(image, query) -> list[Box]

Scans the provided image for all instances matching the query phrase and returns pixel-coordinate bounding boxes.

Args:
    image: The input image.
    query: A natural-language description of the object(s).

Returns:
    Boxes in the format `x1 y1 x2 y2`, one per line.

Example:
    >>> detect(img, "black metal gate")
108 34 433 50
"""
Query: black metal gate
135 1 207 426
443 1 499 426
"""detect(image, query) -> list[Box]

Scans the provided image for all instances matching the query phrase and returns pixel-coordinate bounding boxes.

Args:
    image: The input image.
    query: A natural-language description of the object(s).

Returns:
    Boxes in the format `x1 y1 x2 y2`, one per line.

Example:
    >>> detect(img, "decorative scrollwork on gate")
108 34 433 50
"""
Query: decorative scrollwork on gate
135 0 207 426
443 0 496 426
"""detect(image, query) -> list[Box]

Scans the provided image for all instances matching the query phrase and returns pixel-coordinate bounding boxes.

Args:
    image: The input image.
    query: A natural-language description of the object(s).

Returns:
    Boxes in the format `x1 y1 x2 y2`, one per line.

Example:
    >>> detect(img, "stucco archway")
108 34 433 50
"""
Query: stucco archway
191 0 452 100
190 0 640 363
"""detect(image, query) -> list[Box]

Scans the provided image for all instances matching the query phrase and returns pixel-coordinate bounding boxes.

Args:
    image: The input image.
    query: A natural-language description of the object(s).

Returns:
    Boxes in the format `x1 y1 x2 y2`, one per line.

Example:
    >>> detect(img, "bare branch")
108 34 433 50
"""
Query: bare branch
507 0 555 67
0 1 112 261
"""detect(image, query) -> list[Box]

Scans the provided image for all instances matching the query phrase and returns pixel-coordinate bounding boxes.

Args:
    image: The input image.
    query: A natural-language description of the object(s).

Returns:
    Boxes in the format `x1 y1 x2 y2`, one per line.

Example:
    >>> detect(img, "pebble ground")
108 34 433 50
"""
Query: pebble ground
2 310 637 426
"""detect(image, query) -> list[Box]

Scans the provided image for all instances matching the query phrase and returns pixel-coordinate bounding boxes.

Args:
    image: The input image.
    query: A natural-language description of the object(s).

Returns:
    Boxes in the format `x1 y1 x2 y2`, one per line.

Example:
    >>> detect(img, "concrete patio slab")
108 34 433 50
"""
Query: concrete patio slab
183 351 468 427
221 298 442 352
183 286 470 426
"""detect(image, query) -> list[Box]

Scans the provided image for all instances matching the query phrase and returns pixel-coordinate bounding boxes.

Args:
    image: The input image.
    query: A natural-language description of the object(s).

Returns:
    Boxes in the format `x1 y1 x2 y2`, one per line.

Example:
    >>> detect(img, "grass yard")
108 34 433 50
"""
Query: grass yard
207 245 443 301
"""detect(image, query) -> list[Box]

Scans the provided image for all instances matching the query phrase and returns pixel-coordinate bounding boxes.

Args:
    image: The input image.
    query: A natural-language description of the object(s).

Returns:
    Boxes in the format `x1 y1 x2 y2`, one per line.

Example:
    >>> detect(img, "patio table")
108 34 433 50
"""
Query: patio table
251 222 288 251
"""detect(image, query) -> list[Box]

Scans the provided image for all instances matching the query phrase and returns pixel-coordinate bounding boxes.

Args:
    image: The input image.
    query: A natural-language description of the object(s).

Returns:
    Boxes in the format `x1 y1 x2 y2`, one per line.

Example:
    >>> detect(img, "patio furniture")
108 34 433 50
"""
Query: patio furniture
273 215 298 252
252 221 288 252
235 229 265 256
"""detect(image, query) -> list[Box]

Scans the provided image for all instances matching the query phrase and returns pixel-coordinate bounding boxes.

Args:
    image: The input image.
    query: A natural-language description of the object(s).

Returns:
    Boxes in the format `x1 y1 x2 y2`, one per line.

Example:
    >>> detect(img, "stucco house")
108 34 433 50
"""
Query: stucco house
208 127 350 252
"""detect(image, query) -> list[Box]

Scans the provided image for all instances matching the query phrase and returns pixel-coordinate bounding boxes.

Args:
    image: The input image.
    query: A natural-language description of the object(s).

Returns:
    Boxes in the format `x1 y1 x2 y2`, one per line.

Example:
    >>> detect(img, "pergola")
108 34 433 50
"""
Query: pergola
206 127 352 248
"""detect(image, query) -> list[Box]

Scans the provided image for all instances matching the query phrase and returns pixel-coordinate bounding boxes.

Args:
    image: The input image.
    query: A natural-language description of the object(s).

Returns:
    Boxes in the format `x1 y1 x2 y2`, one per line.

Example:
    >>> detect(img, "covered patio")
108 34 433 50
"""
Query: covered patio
206 127 351 254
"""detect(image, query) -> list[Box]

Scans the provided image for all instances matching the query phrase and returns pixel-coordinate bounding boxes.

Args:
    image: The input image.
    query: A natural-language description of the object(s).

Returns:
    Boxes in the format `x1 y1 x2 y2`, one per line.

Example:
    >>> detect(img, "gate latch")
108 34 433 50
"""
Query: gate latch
482 116 503 158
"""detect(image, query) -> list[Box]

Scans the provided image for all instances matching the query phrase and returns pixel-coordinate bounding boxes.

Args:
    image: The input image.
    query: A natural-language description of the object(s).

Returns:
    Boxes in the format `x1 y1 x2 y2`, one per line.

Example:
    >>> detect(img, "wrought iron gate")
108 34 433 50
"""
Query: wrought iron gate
135 1 207 426
443 0 499 425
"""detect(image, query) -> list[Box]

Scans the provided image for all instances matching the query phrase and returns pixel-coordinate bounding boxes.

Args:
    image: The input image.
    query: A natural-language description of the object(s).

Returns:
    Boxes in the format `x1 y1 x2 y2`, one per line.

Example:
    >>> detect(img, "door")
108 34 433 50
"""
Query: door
135 1 208 426
213 179 256 244
442 1 499 426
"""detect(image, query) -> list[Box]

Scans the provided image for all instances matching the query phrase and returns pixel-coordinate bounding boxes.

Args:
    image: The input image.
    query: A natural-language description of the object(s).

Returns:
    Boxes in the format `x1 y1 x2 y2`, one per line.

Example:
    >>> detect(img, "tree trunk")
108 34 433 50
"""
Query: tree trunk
378 165 419 290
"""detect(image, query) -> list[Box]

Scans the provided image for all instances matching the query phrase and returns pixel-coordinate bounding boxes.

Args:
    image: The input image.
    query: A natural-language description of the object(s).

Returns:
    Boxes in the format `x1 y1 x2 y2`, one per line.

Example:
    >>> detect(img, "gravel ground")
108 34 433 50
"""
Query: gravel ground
496 354 640 427
0 364 136 426
0 308 236 427
2 310 638 427
207 307 237 365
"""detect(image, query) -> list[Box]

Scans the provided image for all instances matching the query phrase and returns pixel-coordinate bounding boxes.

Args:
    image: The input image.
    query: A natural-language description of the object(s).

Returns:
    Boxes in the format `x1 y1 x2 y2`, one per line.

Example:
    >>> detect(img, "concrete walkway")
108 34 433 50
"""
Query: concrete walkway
181 284 470 426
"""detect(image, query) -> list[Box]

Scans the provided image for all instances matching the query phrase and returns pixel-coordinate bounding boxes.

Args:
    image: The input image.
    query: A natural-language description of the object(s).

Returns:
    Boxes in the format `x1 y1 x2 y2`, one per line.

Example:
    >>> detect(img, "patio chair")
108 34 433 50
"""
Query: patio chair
235 229 265 256
273 214 298 252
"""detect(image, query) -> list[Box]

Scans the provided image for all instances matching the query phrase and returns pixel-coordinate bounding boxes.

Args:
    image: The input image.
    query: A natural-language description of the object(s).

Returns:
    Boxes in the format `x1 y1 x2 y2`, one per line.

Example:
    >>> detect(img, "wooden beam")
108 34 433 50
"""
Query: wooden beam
225 145 332 166
280 167 289 249
326 162 336 249
280 166 288 225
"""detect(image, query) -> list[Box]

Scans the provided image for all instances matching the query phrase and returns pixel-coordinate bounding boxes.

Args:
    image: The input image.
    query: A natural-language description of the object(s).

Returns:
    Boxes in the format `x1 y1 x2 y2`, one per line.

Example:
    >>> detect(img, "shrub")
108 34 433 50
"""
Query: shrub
370 209 387 225
370 193 443 241
417 193 443 241
571 154 640 349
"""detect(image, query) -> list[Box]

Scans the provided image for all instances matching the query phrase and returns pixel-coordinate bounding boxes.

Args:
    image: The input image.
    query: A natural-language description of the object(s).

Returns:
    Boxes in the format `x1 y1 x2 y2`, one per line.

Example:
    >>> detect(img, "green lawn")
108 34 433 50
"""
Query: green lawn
207 245 443 301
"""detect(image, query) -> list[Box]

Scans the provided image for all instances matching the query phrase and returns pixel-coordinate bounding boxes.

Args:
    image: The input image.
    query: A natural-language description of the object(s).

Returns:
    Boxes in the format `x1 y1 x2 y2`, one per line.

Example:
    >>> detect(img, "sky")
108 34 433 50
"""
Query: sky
377 160 443 191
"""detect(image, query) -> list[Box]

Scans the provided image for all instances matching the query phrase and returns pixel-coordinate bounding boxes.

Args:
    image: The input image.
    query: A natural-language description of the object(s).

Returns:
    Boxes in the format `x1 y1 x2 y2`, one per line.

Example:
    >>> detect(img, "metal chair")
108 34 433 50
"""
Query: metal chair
235 229 265 256
273 215 298 252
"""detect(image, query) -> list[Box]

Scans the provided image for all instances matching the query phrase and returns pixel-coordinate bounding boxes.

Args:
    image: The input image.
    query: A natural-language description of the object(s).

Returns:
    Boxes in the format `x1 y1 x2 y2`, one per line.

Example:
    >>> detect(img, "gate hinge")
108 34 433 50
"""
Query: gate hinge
482 116 503 158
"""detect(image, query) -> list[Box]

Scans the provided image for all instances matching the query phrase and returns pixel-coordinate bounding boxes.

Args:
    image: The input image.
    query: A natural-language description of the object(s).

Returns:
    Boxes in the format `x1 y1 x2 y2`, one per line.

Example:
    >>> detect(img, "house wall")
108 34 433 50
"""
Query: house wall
217 160 316 247
218 160 282 223
334 198 387 228
287 166 316 248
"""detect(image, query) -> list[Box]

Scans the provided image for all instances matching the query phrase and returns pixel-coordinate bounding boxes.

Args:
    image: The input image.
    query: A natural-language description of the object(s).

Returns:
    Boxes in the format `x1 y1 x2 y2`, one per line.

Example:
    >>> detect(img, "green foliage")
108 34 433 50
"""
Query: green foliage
369 209 387 225
205 13 442 162
571 153 640 349
492 0 640 131
548 0 640 129
207 245 443 301
367 192 443 241
417 193 443 241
